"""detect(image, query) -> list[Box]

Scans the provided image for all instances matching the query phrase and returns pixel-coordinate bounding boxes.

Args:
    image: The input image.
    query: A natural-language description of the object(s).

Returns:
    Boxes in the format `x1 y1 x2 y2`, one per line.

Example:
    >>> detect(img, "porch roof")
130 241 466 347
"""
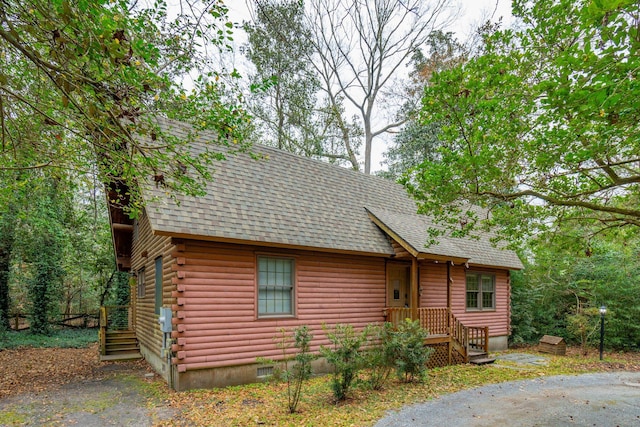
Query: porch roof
366 207 524 270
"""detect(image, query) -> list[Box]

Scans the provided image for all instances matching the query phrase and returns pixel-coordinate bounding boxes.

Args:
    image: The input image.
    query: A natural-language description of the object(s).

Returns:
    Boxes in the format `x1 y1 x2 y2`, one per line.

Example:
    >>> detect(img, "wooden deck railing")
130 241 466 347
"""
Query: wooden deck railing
468 326 489 353
384 307 489 361
419 307 449 335
383 307 412 326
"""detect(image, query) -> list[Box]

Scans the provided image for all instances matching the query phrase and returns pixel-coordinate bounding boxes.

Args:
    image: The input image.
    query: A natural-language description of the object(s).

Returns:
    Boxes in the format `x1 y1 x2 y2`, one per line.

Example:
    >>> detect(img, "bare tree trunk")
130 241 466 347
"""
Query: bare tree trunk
306 0 454 174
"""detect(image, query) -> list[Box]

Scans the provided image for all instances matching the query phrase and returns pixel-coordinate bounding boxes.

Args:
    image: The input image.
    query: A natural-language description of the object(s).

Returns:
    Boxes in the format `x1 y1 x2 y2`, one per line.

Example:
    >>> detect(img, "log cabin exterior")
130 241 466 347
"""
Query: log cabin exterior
105 118 523 391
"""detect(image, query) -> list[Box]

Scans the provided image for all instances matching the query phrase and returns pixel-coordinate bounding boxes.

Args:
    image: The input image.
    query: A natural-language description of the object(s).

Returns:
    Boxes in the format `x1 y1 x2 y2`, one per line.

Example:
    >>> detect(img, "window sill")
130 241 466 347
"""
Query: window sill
257 314 296 320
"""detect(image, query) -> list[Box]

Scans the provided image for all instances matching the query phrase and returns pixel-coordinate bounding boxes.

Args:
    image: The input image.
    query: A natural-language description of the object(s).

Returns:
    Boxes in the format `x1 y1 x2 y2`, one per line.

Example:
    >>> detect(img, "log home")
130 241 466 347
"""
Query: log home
103 118 523 391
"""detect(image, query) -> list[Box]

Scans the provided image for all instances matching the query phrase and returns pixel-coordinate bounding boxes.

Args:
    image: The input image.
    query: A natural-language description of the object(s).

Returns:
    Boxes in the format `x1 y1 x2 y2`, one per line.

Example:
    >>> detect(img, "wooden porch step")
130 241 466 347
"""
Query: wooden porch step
468 350 487 358
106 330 136 338
470 357 496 365
105 337 138 345
106 344 140 352
100 352 142 362
468 350 495 365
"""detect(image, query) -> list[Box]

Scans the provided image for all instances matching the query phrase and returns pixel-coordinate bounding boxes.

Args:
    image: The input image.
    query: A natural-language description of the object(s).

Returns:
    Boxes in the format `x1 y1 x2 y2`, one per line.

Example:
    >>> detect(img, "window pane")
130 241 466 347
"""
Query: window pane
481 276 494 292
482 291 494 308
258 270 267 283
466 292 478 309
466 274 479 291
257 257 294 315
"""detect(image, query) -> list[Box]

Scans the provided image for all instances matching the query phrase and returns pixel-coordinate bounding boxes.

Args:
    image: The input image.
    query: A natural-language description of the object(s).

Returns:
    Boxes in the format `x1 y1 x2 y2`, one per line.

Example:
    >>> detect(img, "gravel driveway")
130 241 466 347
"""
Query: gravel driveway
375 371 640 427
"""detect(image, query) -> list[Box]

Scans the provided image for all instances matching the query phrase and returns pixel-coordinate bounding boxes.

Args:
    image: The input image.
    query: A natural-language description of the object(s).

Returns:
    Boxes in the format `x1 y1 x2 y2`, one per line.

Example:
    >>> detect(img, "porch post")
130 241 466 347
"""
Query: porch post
411 257 419 321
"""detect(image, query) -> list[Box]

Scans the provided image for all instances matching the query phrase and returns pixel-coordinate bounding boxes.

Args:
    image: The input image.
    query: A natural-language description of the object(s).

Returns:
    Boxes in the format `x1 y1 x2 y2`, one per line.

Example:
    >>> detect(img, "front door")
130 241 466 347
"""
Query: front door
387 263 410 308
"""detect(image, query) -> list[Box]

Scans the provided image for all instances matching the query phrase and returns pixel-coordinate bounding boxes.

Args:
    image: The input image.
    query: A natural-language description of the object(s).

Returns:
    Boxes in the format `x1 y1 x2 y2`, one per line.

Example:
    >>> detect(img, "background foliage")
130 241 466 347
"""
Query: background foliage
511 229 640 350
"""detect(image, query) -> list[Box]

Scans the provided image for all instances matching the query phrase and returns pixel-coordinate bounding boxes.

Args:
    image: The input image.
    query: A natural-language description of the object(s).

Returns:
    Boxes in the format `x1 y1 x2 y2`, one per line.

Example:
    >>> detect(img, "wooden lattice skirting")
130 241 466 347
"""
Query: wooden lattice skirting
426 342 466 368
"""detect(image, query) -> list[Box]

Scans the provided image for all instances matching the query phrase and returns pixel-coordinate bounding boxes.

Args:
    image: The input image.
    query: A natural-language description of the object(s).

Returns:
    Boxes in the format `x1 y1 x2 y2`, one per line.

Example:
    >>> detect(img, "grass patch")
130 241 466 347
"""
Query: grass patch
158 348 639 427
0 328 98 350
0 410 28 425
120 374 172 403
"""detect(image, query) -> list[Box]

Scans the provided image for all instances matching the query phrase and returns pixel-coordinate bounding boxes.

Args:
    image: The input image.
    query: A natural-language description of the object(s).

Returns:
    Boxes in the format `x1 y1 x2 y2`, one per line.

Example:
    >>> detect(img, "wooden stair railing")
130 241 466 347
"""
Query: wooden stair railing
384 307 489 363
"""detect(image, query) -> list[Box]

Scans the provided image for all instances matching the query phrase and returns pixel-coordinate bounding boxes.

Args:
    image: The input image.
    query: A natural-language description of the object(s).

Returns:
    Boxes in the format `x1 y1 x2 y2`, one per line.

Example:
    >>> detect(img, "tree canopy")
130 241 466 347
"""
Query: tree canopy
380 31 467 180
0 0 250 212
408 0 640 245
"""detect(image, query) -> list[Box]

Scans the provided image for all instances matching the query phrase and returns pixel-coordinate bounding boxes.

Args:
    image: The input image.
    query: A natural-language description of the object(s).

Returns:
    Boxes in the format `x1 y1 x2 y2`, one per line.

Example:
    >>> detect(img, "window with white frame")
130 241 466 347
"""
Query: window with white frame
466 272 495 310
257 256 294 316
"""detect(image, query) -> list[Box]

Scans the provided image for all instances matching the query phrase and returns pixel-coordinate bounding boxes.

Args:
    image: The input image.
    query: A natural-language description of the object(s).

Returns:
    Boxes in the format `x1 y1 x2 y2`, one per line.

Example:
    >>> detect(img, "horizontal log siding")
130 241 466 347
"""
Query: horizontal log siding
419 261 448 308
172 241 386 371
130 211 174 359
449 265 510 337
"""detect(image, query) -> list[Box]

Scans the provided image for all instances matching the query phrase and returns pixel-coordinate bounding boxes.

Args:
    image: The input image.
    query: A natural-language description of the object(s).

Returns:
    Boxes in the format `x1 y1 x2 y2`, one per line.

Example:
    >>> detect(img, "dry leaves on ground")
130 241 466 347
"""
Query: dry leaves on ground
0 343 148 399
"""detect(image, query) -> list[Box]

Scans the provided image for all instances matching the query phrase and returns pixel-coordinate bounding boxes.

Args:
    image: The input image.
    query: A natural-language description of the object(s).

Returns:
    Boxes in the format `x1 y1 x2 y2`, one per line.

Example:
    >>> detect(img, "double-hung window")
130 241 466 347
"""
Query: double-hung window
257 256 294 316
466 272 495 311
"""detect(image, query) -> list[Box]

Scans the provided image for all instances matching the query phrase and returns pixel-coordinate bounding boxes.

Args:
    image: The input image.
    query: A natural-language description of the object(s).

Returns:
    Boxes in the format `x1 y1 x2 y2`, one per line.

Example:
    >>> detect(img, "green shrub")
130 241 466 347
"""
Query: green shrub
387 319 432 382
320 323 368 401
258 325 315 414
361 322 394 390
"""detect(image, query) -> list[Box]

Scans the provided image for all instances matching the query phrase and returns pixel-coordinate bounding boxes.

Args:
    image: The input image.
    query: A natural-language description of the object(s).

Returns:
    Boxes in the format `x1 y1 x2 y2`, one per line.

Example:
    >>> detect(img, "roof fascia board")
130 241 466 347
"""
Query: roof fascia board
366 211 420 258
153 230 393 258
366 210 470 264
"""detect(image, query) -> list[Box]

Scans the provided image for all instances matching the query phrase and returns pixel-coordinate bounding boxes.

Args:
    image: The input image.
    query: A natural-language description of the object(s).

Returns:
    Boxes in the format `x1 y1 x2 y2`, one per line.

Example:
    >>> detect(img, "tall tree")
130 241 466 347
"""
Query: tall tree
245 1 315 153
0 0 250 213
246 0 359 168
380 31 467 179
305 0 453 174
0 178 17 329
409 0 640 244
19 176 69 334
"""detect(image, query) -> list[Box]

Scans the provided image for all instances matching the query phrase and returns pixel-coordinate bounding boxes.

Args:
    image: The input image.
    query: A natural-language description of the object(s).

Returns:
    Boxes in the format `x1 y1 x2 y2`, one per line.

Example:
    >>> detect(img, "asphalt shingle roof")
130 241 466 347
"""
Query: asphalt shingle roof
366 207 523 269
142 118 523 269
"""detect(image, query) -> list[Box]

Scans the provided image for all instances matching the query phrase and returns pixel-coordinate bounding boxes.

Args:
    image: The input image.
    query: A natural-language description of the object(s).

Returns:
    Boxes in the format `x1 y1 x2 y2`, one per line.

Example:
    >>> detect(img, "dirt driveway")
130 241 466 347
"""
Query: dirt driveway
0 345 176 426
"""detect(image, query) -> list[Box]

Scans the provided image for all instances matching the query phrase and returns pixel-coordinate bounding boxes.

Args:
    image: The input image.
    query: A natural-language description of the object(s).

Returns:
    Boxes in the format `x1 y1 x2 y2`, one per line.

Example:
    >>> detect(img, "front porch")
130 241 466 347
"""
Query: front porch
384 307 491 366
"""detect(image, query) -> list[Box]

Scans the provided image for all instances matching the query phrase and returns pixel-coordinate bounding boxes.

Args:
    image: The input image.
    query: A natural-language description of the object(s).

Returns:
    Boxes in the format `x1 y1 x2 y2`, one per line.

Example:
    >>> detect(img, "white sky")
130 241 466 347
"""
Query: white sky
225 0 515 172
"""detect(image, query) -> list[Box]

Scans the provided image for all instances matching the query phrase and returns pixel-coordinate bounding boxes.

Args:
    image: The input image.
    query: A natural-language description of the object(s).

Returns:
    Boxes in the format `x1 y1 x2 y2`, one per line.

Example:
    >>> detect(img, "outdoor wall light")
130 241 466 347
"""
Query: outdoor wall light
599 305 606 361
